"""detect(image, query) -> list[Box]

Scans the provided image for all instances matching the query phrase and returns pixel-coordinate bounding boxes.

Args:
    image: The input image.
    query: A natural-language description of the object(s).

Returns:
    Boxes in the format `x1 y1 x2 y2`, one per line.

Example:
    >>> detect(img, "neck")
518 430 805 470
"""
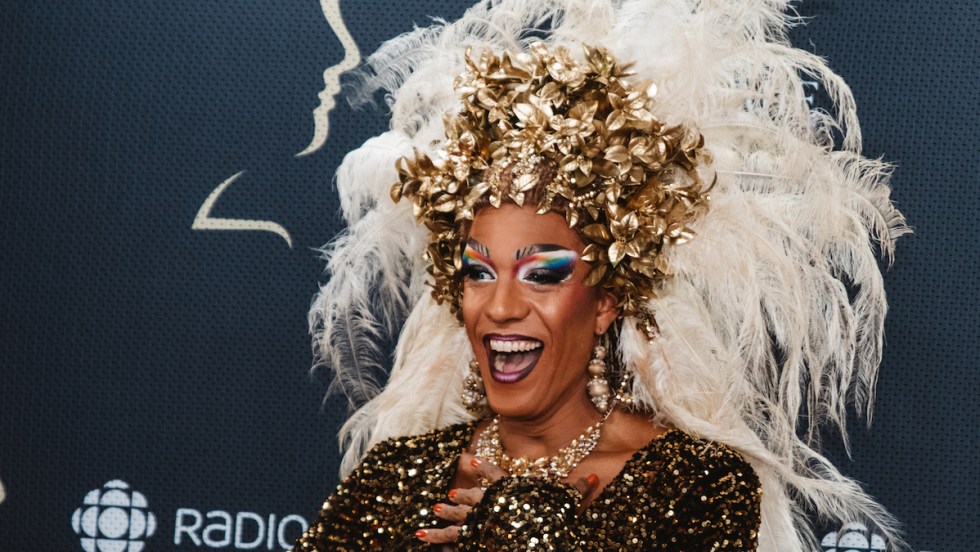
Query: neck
496 393 604 459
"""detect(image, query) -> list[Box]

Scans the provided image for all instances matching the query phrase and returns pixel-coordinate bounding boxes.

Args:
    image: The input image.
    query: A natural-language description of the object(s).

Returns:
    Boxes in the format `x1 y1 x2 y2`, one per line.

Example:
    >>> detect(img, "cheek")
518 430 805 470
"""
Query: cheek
535 285 601 337
460 283 483 341
535 287 600 388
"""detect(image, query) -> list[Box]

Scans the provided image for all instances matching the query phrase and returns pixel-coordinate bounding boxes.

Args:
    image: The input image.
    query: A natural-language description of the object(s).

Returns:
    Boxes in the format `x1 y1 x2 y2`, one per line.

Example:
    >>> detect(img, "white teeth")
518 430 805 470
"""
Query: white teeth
494 355 505 372
489 338 542 353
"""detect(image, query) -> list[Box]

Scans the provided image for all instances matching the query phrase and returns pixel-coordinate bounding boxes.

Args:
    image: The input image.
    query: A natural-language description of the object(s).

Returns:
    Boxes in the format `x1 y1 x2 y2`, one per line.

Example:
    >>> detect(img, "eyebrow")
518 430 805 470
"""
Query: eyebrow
465 238 490 258
515 244 569 260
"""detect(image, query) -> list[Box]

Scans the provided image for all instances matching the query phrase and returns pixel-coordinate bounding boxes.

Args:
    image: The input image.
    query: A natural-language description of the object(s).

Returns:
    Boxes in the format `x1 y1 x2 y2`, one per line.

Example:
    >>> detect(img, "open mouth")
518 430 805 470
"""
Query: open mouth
485 335 543 384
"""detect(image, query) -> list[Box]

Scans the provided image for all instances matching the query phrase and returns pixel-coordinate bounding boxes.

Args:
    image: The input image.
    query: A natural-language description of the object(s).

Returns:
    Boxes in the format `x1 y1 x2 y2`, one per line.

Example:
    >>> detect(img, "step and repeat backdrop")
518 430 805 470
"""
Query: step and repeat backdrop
1 1 976 551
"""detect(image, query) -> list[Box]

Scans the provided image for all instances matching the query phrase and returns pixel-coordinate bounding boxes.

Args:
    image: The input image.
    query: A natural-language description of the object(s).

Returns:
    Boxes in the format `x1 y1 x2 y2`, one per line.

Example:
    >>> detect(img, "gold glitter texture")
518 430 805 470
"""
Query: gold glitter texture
294 422 760 550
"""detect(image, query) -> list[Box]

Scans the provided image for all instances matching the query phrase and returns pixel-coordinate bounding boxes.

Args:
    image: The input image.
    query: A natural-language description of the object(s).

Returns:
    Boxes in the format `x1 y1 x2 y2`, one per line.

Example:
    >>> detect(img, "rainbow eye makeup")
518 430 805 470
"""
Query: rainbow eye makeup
461 241 496 281
461 241 577 285
516 249 578 284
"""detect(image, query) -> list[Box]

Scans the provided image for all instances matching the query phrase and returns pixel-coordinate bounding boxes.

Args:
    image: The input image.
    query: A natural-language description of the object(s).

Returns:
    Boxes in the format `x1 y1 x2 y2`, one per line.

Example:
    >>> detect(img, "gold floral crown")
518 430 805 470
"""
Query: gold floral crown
392 42 712 337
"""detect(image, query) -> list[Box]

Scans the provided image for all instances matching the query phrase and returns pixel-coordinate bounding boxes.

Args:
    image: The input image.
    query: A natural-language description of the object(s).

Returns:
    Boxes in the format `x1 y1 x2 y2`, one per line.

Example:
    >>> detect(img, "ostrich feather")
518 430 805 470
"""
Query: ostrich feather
309 131 425 409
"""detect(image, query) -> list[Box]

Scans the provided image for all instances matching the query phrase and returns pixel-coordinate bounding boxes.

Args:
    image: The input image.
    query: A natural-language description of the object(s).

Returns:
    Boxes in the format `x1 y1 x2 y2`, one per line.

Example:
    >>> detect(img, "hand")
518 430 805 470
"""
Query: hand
415 452 504 544
416 453 600 545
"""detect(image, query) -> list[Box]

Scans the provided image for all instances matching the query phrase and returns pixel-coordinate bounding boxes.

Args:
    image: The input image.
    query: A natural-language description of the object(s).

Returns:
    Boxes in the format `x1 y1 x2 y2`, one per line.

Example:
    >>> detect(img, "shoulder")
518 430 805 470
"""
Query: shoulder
300 424 477 550
639 429 761 501
649 431 761 548
356 421 477 473
658 430 757 477
327 421 477 506
585 429 761 549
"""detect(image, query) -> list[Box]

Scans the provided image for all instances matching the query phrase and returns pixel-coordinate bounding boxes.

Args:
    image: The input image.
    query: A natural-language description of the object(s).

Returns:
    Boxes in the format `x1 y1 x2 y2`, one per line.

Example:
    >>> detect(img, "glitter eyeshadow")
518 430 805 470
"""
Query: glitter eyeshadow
461 245 496 282
515 250 578 283
462 246 492 267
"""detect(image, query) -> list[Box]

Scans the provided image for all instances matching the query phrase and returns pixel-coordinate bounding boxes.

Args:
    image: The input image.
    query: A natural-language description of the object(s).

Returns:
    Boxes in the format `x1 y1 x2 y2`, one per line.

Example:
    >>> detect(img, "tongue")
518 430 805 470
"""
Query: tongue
494 350 541 374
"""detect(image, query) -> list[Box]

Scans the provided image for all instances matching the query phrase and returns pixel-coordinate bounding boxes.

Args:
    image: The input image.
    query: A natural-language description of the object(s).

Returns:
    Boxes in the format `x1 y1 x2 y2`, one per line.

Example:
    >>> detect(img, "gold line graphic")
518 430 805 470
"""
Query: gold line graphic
192 171 293 247
194 1 360 245
298 0 362 157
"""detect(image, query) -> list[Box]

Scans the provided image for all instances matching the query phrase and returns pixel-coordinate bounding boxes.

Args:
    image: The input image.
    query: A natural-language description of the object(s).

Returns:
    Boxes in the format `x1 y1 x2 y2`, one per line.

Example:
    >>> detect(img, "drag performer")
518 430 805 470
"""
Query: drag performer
296 1 907 549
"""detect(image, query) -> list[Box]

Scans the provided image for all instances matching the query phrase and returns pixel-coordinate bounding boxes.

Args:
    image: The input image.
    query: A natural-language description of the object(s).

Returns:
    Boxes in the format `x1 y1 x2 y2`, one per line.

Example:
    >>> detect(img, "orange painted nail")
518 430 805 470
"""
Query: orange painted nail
470 457 482 468
433 504 444 514
416 530 427 539
587 473 600 487
448 488 458 499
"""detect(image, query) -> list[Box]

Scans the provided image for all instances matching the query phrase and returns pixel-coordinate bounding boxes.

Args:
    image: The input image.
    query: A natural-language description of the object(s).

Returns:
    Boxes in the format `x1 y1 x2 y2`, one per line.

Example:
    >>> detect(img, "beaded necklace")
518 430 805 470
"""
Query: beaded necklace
475 409 612 481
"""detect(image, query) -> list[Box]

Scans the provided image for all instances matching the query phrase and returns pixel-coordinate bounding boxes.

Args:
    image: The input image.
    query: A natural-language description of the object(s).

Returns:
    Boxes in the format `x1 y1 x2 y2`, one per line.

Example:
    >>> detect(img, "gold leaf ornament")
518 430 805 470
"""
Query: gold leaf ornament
393 42 712 337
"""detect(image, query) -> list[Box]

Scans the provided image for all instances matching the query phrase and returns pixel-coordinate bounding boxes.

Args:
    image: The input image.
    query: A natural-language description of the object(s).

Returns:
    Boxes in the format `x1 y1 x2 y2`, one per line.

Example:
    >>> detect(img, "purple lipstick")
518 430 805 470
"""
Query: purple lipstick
485 334 543 383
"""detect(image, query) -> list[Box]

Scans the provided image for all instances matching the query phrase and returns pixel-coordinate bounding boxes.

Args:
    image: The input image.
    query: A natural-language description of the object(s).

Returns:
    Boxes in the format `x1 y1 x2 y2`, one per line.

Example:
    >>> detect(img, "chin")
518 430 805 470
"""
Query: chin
486 395 542 419
484 378 573 421
483 378 541 417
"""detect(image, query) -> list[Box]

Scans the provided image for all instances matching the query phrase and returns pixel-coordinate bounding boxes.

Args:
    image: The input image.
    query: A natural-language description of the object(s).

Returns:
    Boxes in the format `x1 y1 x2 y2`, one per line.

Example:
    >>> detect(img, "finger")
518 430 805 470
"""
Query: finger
572 473 600 499
416 526 461 544
447 486 484 507
433 502 471 524
464 453 507 483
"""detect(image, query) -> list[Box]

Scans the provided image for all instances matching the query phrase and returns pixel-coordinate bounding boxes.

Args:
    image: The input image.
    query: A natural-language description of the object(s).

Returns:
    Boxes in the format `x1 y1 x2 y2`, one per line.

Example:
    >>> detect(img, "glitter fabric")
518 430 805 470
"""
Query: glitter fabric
293 422 760 551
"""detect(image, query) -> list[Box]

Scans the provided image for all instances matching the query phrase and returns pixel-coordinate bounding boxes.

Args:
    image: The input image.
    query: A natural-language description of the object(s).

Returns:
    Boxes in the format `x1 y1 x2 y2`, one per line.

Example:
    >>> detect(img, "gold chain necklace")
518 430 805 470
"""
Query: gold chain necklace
475 410 611 481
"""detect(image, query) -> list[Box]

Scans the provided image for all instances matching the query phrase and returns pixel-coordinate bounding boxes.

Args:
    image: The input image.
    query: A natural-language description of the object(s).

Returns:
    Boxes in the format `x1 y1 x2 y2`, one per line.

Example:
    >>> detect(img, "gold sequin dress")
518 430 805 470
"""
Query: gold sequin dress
294 422 761 551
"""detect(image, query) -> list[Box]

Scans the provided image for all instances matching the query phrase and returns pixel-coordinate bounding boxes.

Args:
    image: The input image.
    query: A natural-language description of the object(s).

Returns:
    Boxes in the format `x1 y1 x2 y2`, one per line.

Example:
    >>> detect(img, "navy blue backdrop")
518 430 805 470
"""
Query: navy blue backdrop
1 1 977 551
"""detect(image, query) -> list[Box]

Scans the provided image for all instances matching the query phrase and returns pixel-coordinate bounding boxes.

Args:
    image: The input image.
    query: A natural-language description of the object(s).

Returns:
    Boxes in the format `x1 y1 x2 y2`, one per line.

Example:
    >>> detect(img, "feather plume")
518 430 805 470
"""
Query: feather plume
310 131 425 409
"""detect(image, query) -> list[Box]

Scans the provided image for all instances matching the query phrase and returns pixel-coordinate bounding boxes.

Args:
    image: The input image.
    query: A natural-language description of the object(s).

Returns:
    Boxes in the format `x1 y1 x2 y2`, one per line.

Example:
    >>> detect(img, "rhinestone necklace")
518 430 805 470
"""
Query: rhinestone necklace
475 410 611 481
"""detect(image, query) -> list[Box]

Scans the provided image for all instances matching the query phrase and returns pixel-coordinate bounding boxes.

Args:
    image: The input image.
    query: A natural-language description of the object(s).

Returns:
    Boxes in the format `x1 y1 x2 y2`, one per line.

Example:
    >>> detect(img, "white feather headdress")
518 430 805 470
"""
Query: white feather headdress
309 1 908 550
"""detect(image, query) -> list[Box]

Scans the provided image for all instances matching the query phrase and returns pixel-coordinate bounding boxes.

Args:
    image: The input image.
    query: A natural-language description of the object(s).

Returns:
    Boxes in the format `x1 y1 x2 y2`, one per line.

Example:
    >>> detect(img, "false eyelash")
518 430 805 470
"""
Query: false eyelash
460 263 495 281
521 268 570 284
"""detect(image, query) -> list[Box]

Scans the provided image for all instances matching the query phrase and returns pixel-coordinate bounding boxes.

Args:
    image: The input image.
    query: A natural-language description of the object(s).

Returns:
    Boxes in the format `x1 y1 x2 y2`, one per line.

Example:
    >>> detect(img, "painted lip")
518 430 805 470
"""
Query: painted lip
483 333 543 384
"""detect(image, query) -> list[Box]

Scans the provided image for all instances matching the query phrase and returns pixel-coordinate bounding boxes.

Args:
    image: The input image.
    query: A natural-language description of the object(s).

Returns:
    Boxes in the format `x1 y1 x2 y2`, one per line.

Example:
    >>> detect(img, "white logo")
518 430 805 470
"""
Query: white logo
71 480 158 552
174 509 308 549
821 522 886 551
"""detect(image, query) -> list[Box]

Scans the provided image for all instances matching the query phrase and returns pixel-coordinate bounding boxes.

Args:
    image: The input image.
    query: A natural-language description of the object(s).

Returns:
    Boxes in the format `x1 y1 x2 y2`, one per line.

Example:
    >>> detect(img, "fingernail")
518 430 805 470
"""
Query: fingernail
433 504 444 514
415 530 427 539
470 457 482 468
587 473 599 487
448 488 458 499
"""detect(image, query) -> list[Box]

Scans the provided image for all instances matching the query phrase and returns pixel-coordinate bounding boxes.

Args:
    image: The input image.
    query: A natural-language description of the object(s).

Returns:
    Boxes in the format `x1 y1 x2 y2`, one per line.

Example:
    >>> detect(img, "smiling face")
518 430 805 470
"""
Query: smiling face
461 203 619 420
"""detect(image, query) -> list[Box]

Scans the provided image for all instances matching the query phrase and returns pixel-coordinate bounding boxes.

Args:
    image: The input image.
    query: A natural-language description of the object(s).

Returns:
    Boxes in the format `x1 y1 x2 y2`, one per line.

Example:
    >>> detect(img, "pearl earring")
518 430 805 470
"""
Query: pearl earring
587 345 611 411
462 359 486 413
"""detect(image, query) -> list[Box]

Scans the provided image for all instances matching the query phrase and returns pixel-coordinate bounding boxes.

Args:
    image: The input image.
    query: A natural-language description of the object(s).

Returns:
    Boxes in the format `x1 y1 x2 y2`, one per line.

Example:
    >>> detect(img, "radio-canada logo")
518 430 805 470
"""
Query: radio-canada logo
821 522 886 551
71 480 157 552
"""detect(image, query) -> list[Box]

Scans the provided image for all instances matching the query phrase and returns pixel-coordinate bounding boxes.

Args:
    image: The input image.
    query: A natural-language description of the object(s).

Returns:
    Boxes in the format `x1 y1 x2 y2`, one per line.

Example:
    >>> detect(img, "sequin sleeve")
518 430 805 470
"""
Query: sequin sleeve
292 424 471 552
662 439 762 551
458 476 583 551
292 438 401 551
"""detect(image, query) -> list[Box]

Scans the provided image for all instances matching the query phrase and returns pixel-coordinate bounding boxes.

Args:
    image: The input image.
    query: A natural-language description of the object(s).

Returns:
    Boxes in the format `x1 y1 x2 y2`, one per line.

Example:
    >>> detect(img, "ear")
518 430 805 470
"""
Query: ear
594 290 620 335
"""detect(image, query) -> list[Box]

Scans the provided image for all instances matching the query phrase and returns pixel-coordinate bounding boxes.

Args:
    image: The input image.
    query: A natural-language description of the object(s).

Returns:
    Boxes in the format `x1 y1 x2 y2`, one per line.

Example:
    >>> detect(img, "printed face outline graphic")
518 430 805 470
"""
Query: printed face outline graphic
193 0 361 247
299 0 362 157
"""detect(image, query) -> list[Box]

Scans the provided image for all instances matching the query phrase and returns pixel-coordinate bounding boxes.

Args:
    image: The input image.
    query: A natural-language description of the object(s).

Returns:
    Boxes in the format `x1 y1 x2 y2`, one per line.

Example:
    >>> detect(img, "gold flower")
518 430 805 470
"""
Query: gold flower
394 43 712 337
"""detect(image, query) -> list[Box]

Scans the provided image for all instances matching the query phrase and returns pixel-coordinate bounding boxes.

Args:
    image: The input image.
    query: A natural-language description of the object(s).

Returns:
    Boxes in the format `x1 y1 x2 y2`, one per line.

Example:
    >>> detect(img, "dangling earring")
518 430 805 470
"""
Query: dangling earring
587 344 611 412
462 359 486 414
615 365 636 410
617 311 654 408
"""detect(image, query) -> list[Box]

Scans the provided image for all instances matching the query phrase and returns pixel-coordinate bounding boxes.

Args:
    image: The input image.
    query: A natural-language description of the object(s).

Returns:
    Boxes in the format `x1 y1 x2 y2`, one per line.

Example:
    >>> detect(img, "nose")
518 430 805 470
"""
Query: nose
485 275 529 323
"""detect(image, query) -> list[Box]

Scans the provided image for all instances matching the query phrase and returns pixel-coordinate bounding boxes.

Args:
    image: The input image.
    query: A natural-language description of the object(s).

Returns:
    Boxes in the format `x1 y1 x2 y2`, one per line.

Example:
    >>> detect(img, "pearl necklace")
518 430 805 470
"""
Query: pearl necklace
475 410 611 481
